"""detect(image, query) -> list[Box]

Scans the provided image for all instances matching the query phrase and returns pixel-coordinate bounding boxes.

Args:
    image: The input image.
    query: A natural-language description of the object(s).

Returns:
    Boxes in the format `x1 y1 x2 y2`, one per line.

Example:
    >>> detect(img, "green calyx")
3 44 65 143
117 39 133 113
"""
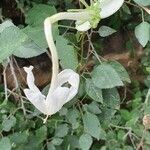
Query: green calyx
68 0 101 29
87 0 101 29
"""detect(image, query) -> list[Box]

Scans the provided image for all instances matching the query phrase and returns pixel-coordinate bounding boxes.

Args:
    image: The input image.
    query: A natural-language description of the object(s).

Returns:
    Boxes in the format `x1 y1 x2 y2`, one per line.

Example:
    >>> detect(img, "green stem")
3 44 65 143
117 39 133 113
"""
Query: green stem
145 88 150 105
79 0 89 8
44 12 90 93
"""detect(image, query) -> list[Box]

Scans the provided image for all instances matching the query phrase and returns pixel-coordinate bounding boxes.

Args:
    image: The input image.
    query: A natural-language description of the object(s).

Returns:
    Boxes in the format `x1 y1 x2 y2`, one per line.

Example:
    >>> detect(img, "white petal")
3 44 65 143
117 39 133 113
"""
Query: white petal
24 66 80 115
54 69 80 102
46 69 79 115
24 66 41 93
24 89 47 114
46 87 70 115
23 66 47 114
75 21 91 31
99 0 124 18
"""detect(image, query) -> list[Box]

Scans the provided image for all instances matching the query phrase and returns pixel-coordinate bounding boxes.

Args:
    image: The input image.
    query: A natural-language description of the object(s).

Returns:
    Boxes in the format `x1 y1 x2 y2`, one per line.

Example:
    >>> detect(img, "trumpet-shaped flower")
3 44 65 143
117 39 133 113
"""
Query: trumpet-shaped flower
24 0 124 117
24 66 79 115
76 0 124 31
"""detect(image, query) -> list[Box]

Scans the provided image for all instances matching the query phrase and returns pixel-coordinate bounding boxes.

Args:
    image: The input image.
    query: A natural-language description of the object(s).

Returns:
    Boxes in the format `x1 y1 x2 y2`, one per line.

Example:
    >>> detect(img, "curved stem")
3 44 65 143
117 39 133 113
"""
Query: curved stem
44 12 90 93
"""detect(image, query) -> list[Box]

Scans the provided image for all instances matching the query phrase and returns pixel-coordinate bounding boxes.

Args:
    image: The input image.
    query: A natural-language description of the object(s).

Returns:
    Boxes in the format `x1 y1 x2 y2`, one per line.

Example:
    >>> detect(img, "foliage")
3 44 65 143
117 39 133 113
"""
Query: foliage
0 0 150 150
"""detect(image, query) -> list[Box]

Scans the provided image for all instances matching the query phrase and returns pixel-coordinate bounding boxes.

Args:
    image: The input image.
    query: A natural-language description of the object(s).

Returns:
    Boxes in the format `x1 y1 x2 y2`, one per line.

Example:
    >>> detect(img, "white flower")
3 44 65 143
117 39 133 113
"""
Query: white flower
99 0 124 18
23 1 125 117
76 21 91 32
76 0 124 31
24 66 79 115
24 12 83 117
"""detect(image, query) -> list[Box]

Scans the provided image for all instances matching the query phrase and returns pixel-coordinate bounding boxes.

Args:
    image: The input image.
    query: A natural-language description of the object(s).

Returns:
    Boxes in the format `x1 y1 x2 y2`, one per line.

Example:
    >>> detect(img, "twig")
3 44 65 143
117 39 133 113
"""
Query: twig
3 66 8 101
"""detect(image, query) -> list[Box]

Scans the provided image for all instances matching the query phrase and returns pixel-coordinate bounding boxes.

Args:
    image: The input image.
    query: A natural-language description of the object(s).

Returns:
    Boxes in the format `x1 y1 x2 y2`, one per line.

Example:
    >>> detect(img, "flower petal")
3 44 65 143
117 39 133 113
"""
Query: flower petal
46 87 70 115
75 21 91 31
54 69 80 102
23 66 80 115
24 66 41 93
99 0 124 18
45 69 79 115
24 88 47 114
23 66 47 114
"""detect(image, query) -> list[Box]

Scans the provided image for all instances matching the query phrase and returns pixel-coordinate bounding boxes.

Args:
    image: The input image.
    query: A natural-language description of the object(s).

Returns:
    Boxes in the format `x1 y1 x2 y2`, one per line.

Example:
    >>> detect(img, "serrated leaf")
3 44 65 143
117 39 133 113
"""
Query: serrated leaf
47 143 56 150
122 4 131 15
9 131 29 144
79 134 93 150
85 79 103 103
0 26 28 62
23 24 58 49
55 124 69 138
0 20 14 33
85 102 101 114
98 26 116 37
23 4 59 51
133 0 150 6
65 135 80 149
100 107 117 126
103 88 120 109
135 22 150 47
0 137 11 150
56 36 78 70
66 109 80 129
26 4 57 26
2 116 16 132
35 125 47 143
13 40 47 58
91 63 124 89
83 112 101 140
51 138 63 145
23 26 48 49
108 61 131 83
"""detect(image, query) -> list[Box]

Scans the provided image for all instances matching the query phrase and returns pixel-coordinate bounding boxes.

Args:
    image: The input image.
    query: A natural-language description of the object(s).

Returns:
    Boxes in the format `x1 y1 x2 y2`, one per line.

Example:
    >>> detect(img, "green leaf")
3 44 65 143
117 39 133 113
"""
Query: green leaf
0 26 28 63
120 109 132 121
103 88 120 109
122 4 131 15
85 79 103 103
51 138 63 145
23 26 48 49
133 0 150 6
98 26 116 37
56 36 78 70
66 108 80 129
85 102 101 114
100 107 117 126
83 112 101 140
78 77 86 98
13 40 47 58
59 107 68 116
23 24 58 49
23 3 58 51
0 20 14 33
47 143 56 150
9 131 29 144
135 22 150 47
79 134 93 150
0 137 11 150
25 4 57 26
65 135 80 149
108 61 131 83
91 63 123 89
35 125 47 143
55 124 69 138
2 116 16 132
